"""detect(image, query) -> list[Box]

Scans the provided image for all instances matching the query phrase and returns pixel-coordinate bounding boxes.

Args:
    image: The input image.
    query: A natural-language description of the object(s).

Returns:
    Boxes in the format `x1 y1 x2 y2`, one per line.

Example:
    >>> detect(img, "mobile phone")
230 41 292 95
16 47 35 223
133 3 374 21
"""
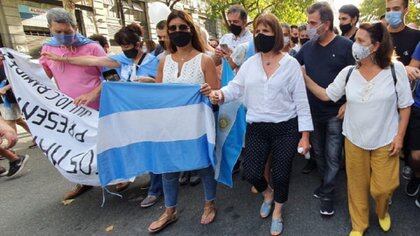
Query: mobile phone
220 44 229 52
102 69 121 81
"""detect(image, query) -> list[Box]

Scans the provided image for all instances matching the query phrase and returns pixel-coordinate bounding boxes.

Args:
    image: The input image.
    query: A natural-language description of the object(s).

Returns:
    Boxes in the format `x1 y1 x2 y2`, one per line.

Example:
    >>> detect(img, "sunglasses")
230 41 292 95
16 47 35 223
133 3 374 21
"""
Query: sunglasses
168 24 190 32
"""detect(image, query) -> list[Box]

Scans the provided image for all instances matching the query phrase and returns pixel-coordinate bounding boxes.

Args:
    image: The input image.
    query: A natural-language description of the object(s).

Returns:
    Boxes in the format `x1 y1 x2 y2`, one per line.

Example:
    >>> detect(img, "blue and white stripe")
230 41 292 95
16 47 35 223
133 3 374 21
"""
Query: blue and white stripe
97 82 216 186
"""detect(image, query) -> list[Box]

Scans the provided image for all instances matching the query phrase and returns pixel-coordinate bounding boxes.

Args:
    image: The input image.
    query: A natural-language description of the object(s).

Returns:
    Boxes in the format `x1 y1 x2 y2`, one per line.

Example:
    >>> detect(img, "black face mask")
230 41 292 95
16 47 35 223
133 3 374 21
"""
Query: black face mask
158 40 166 50
339 23 352 35
169 31 192 48
300 38 310 45
123 47 138 59
229 24 243 36
291 36 299 44
254 34 275 53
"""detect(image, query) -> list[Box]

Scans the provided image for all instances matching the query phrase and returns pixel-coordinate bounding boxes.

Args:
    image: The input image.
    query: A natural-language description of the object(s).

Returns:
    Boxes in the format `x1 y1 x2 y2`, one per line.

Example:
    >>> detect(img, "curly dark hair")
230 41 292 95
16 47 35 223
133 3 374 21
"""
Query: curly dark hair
114 22 143 46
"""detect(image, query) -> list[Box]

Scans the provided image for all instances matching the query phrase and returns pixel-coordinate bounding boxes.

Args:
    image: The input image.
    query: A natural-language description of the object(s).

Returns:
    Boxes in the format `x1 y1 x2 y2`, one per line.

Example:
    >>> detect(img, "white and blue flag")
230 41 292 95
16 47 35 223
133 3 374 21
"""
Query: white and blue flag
97 83 216 186
214 60 247 187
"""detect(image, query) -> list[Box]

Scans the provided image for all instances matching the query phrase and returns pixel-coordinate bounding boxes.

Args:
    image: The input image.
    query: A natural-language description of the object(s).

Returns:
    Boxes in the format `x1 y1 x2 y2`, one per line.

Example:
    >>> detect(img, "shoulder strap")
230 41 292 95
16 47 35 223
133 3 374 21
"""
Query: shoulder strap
390 63 397 86
137 53 147 66
390 63 399 105
345 66 355 85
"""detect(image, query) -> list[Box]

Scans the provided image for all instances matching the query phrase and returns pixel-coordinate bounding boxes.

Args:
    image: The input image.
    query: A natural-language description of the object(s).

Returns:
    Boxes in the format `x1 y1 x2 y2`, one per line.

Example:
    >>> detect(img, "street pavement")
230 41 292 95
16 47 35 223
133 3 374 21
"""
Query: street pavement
0 129 419 236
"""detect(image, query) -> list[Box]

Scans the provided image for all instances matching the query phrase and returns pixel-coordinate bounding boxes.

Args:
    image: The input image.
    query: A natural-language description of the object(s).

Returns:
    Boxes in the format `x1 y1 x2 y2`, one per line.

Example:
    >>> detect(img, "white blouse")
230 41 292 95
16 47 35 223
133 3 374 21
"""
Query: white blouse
221 53 313 132
326 61 414 150
162 53 205 84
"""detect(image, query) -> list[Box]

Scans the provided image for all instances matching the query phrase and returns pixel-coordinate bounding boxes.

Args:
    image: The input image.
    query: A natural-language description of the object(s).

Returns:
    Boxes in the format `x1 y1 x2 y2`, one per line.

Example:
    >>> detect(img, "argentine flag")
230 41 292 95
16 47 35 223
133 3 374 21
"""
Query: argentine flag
215 59 247 187
97 83 216 186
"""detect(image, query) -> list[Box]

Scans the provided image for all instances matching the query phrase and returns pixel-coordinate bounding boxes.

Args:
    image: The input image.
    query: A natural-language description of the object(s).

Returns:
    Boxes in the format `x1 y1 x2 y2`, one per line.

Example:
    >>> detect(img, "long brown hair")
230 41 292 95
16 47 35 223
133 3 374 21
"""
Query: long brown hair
359 22 393 69
166 10 205 53
253 13 284 53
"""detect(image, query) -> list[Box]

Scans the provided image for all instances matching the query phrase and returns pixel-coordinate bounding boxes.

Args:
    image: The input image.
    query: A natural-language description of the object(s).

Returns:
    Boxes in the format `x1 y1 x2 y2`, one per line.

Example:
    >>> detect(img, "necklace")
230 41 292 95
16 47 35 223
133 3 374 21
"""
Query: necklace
262 52 283 66
179 49 194 61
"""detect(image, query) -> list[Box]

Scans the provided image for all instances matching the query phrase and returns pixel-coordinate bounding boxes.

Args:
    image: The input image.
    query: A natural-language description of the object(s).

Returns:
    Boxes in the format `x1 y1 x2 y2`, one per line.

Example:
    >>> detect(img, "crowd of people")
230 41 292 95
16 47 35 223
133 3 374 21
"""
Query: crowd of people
0 0 419 235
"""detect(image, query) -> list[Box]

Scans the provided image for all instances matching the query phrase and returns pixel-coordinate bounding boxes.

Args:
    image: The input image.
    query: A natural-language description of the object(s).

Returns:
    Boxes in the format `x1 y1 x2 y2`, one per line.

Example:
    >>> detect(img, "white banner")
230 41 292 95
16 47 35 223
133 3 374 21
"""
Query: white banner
1 48 101 186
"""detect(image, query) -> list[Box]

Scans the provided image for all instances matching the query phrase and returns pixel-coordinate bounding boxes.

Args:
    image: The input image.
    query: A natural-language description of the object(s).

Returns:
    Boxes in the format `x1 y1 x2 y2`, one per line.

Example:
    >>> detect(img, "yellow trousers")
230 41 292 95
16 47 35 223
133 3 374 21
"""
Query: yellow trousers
345 138 399 232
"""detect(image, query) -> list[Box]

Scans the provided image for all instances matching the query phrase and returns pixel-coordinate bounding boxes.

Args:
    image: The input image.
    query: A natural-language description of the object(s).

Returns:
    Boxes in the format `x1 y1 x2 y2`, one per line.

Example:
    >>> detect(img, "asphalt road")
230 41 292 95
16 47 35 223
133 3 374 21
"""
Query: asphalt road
0 130 419 236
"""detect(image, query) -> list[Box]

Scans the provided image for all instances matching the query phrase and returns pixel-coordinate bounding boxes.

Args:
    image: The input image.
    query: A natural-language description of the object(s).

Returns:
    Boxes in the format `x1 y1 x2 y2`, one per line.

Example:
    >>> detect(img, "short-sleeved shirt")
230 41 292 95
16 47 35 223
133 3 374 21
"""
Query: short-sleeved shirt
412 42 420 108
390 26 420 66
295 36 355 121
326 61 413 150
109 53 159 82
40 43 106 110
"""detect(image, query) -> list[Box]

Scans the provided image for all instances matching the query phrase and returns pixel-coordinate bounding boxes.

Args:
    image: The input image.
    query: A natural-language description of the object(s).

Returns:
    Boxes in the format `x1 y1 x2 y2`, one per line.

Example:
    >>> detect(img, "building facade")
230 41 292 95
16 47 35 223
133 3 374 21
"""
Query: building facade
0 0 222 55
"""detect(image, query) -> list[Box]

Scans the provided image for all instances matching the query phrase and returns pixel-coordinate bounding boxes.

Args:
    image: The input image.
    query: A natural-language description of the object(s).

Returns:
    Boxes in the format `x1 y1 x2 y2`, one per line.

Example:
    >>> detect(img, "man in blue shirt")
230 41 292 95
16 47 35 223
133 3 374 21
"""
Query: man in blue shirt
295 2 355 216
407 42 420 208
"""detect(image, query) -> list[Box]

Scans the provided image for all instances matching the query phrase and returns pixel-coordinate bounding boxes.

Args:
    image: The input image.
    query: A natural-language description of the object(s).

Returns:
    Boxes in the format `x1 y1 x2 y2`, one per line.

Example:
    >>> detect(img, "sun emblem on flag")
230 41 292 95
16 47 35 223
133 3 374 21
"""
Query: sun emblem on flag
218 116 231 131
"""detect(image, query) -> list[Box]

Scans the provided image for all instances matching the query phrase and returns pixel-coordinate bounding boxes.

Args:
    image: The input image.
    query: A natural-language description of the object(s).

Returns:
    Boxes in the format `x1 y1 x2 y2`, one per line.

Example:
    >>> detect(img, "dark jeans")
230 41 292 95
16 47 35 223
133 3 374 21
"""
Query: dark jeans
148 173 163 197
310 116 344 199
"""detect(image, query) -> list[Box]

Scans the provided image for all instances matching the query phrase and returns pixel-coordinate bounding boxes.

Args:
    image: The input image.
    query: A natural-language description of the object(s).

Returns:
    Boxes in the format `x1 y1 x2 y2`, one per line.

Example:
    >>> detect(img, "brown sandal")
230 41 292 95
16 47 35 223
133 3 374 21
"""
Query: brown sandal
148 211 178 233
115 182 130 192
201 202 217 225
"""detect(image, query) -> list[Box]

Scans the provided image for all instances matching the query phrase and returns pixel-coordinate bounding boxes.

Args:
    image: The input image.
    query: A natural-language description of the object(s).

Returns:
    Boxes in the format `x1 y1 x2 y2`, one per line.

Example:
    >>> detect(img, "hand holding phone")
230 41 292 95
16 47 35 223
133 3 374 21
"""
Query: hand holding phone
102 69 121 81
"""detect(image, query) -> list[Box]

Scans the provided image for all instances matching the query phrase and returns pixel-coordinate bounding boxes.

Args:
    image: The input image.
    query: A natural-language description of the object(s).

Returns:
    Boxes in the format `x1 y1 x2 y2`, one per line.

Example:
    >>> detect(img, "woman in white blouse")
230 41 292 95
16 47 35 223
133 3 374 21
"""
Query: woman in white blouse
303 23 413 236
210 13 312 236
148 10 219 233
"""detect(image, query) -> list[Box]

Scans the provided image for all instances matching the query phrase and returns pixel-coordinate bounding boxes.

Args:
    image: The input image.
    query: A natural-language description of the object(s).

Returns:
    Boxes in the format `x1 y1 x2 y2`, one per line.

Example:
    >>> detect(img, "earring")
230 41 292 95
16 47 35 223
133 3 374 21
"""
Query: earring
370 54 376 64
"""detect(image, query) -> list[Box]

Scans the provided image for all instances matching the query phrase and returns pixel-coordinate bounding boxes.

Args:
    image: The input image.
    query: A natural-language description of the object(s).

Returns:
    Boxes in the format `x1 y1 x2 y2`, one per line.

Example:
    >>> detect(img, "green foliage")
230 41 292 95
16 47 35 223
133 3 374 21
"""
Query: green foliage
206 0 315 29
272 0 314 25
360 0 419 25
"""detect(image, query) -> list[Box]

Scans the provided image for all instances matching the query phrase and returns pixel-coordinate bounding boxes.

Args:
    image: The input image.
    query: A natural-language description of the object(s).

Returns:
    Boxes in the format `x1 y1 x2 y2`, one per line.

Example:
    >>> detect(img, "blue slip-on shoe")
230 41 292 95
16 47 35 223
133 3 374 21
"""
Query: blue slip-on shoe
260 200 273 218
270 218 284 236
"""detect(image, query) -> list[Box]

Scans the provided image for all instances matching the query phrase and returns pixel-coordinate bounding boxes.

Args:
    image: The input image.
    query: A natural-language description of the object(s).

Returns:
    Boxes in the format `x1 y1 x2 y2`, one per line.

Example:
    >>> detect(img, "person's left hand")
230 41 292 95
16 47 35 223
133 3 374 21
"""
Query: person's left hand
389 134 403 157
298 136 311 155
74 92 98 107
200 83 212 96
0 125 17 149
337 103 346 120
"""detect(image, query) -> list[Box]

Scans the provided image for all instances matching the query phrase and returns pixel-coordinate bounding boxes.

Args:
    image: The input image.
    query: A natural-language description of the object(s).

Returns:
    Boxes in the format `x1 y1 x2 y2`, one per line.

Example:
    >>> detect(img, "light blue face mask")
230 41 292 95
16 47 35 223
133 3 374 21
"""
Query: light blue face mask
53 34 77 46
385 11 403 28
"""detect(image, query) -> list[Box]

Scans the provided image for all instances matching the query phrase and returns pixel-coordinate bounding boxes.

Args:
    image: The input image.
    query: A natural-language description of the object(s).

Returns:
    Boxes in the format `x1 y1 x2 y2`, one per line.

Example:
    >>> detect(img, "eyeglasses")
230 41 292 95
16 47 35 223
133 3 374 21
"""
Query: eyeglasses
338 17 350 21
168 24 190 32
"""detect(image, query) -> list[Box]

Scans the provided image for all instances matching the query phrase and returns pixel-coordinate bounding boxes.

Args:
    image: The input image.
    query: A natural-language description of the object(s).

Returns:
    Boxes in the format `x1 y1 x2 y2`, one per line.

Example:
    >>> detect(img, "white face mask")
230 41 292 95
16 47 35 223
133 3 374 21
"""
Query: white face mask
306 23 323 41
352 42 372 61
283 36 290 46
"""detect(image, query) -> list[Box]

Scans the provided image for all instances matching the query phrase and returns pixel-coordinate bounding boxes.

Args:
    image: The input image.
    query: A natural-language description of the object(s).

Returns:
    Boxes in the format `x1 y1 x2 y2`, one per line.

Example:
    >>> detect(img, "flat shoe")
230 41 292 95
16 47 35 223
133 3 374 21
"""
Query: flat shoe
201 202 216 225
115 182 130 192
270 218 283 236
260 200 273 218
148 211 178 233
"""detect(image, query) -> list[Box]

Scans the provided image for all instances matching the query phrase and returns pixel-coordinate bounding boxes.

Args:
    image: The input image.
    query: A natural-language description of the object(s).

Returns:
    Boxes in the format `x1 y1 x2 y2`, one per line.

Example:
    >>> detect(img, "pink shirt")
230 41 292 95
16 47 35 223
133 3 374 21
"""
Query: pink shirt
40 43 106 110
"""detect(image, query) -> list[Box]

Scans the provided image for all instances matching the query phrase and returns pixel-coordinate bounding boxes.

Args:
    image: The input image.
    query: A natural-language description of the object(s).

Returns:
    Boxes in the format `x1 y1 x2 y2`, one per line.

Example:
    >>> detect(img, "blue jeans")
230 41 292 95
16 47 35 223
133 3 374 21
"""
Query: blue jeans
148 173 163 197
310 116 344 199
162 166 217 208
